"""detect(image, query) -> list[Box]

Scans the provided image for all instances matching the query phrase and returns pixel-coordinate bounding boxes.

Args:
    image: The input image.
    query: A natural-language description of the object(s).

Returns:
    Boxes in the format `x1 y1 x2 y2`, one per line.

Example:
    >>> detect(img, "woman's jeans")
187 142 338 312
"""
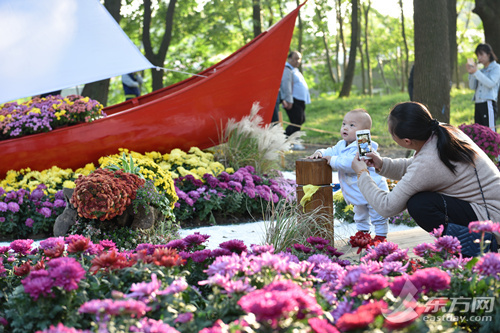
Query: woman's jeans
407 192 478 232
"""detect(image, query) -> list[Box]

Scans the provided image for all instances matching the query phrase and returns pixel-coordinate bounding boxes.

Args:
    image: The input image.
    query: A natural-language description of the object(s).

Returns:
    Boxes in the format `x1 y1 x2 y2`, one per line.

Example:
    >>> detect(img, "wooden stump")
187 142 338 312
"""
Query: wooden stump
295 158 334 240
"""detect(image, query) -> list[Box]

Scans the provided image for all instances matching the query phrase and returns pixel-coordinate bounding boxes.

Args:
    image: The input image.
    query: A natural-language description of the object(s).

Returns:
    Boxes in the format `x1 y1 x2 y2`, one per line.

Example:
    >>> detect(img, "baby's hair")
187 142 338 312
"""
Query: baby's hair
348 108 372 129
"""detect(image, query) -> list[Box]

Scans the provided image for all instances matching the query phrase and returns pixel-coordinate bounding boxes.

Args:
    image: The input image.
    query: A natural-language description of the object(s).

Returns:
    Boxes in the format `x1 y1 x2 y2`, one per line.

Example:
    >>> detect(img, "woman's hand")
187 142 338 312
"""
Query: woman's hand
364 151 383 171
351 152 368 173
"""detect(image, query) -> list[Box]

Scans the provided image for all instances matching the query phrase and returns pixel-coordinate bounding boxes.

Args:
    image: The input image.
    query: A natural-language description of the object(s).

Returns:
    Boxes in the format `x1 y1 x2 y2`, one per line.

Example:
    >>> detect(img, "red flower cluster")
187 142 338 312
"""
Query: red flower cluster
71 168 145 221
349 231 372 254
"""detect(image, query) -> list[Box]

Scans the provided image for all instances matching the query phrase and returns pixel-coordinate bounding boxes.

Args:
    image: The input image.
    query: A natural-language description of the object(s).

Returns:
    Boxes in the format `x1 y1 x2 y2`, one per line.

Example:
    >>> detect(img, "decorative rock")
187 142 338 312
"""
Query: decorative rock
53 187 160 236
53 188 77 236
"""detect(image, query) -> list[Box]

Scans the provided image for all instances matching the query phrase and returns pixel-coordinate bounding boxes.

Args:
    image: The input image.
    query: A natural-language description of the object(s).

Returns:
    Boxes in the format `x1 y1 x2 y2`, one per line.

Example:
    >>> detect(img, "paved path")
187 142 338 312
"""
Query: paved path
334 227 434 261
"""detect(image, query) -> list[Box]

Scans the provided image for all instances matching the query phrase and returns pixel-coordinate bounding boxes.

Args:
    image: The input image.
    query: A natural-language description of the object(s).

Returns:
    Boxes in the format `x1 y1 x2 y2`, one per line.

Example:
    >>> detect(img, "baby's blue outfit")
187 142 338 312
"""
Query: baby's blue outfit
317 140 389 236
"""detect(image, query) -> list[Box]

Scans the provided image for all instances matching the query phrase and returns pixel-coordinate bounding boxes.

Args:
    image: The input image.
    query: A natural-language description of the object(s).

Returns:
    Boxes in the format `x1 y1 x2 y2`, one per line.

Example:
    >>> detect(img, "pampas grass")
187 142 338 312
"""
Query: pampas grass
215 102 304 174
263 198 345 253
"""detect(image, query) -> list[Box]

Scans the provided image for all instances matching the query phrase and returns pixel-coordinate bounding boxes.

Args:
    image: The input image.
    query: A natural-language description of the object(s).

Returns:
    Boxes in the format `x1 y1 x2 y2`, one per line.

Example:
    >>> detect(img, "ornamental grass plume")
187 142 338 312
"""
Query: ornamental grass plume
216 102 305 174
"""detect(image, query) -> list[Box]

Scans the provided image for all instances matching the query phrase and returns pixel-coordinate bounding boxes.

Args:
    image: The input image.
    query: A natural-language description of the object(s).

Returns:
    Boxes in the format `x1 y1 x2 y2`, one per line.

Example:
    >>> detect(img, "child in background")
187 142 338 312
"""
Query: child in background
307 108 389 242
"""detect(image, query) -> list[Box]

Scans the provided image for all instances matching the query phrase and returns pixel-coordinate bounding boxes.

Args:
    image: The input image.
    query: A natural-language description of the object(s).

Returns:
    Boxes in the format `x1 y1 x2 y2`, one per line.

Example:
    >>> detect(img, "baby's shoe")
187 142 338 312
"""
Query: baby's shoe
372 235 387 246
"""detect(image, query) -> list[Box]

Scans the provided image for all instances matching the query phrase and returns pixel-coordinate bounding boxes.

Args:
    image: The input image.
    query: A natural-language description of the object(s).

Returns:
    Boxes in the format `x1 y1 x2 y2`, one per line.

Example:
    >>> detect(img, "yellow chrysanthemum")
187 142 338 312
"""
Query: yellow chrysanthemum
332 189 345 202
343 204 354 212
63 180 76 188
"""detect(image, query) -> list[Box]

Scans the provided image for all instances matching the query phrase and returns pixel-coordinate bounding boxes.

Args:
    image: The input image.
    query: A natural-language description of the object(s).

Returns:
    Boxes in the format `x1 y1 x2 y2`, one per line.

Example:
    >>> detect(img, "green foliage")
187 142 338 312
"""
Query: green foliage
105 152 145 179
303 89 475 147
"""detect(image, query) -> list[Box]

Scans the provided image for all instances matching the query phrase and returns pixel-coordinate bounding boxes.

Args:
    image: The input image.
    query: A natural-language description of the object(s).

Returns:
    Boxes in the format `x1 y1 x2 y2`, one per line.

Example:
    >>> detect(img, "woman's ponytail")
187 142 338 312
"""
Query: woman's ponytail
389 102 476 174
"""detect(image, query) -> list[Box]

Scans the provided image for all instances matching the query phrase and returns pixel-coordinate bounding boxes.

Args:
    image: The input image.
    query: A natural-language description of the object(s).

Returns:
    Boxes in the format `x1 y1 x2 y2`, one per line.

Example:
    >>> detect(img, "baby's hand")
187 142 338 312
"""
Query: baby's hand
306 151 323 159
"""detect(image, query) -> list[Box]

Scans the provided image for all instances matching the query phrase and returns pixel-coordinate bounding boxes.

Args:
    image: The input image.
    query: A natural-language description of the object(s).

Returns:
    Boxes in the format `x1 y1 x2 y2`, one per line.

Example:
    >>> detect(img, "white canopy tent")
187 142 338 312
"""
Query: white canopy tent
0 0 154 104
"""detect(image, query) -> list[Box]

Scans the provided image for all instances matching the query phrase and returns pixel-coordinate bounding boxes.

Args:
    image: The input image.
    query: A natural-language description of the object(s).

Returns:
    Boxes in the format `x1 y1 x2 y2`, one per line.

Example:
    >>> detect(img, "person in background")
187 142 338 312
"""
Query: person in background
307 108 389 243
40 90 62 98
467 43 500 132
351 102 500 246
122 72 143 101
281 51 310 150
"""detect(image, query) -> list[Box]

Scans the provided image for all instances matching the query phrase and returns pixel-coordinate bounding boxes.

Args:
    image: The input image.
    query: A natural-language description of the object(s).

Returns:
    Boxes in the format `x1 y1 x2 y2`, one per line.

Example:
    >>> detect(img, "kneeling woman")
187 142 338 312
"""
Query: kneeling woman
351 102 500 243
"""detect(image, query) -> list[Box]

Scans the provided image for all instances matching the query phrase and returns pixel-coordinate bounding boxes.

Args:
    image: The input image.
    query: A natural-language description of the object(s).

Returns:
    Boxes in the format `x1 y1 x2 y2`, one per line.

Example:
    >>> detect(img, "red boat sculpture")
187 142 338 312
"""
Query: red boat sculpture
0 5 302 177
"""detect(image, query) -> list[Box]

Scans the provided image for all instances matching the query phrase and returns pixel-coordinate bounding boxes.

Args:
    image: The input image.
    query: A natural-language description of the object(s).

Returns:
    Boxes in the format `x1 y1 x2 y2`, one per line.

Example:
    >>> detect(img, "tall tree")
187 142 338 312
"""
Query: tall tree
143 0 177 91
399 0 409 92
362 0 372 95
339 0 360 97
81 0 121 105
252 0 262 37
314 1 337 85
295 0 304 52
413 0 451 122
473 0 500 54
448 0 458 86
337 0 347 74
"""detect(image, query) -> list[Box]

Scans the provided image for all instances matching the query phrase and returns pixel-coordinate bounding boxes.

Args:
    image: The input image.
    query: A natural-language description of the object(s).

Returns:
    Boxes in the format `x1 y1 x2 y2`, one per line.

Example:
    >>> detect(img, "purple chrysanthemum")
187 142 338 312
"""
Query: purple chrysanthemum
474 252 500 279
434 236 462 254
219 239 247 254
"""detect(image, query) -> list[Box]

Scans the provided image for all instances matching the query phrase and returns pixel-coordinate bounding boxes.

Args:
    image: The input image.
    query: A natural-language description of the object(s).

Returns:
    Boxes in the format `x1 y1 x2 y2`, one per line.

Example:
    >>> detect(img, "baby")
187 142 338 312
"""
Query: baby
307 108 389 242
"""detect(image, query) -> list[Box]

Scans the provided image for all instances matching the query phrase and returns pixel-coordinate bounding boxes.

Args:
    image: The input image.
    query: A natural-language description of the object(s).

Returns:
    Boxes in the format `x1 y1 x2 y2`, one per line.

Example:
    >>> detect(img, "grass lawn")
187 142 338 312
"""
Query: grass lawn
301 88 475 148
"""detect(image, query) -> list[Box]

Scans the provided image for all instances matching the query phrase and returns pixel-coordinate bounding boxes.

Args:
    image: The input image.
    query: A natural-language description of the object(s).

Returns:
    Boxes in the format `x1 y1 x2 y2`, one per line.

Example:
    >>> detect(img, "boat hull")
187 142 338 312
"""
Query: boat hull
0 6 301 177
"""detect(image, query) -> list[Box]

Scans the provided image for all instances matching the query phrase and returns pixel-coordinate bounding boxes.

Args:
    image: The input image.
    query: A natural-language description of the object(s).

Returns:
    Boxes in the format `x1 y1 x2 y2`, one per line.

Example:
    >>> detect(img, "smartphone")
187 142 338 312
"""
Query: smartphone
467 58 475 66
356 130 373 159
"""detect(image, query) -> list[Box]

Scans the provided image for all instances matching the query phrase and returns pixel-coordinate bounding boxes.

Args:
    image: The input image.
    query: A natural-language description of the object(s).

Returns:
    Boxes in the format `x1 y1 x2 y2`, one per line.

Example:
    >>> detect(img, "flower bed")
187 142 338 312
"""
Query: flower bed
0 147 296 241
0 221 499 332
0 95 104 140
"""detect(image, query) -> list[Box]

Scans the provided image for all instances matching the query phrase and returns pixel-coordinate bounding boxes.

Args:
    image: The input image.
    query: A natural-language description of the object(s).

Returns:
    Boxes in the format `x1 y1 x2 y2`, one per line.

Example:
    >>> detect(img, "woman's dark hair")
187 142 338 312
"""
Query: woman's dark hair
388 102 477 173
475 43 498 62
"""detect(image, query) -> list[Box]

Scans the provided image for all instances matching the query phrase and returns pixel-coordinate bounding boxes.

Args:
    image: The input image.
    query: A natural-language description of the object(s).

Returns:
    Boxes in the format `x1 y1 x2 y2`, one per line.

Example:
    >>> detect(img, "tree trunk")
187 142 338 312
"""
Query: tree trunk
295 0 303 52
337 0 347 74
339 0 359 97
448 0 457 87
363 1 372 95
456 1 472 88
81 0 121 106
399 0 409 93
315 6 337 84
473 0 500 102
143 0 177 92
377 56 390 93
252 0 262 38
414 0 451 122
359 44 366 94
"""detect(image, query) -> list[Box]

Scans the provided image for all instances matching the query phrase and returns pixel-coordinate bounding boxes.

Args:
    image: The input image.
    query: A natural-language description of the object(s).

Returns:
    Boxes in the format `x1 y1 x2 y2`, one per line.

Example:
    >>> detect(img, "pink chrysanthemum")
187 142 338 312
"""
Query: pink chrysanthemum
468 220 500 233
238 279 322 327
9 239 34 255
308 317 339 333
35 322 92 333
21 270 54 300
130 318 180 332
47 257 86 291
351 273 388 296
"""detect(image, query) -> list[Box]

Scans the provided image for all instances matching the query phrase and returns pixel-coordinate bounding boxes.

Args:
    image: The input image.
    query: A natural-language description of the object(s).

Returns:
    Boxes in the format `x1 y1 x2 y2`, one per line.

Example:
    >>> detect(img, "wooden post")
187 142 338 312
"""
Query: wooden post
279 111 285 168
295 158 334 240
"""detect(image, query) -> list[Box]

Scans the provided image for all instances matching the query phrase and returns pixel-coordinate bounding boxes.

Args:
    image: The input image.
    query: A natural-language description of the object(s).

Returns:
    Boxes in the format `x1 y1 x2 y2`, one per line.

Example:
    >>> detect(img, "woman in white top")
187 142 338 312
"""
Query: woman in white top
467 43 500 132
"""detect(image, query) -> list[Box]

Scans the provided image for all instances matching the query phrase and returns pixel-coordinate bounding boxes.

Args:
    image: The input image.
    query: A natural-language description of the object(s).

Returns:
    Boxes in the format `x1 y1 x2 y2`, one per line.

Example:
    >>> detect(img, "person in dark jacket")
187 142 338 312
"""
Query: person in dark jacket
122 72 143 100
